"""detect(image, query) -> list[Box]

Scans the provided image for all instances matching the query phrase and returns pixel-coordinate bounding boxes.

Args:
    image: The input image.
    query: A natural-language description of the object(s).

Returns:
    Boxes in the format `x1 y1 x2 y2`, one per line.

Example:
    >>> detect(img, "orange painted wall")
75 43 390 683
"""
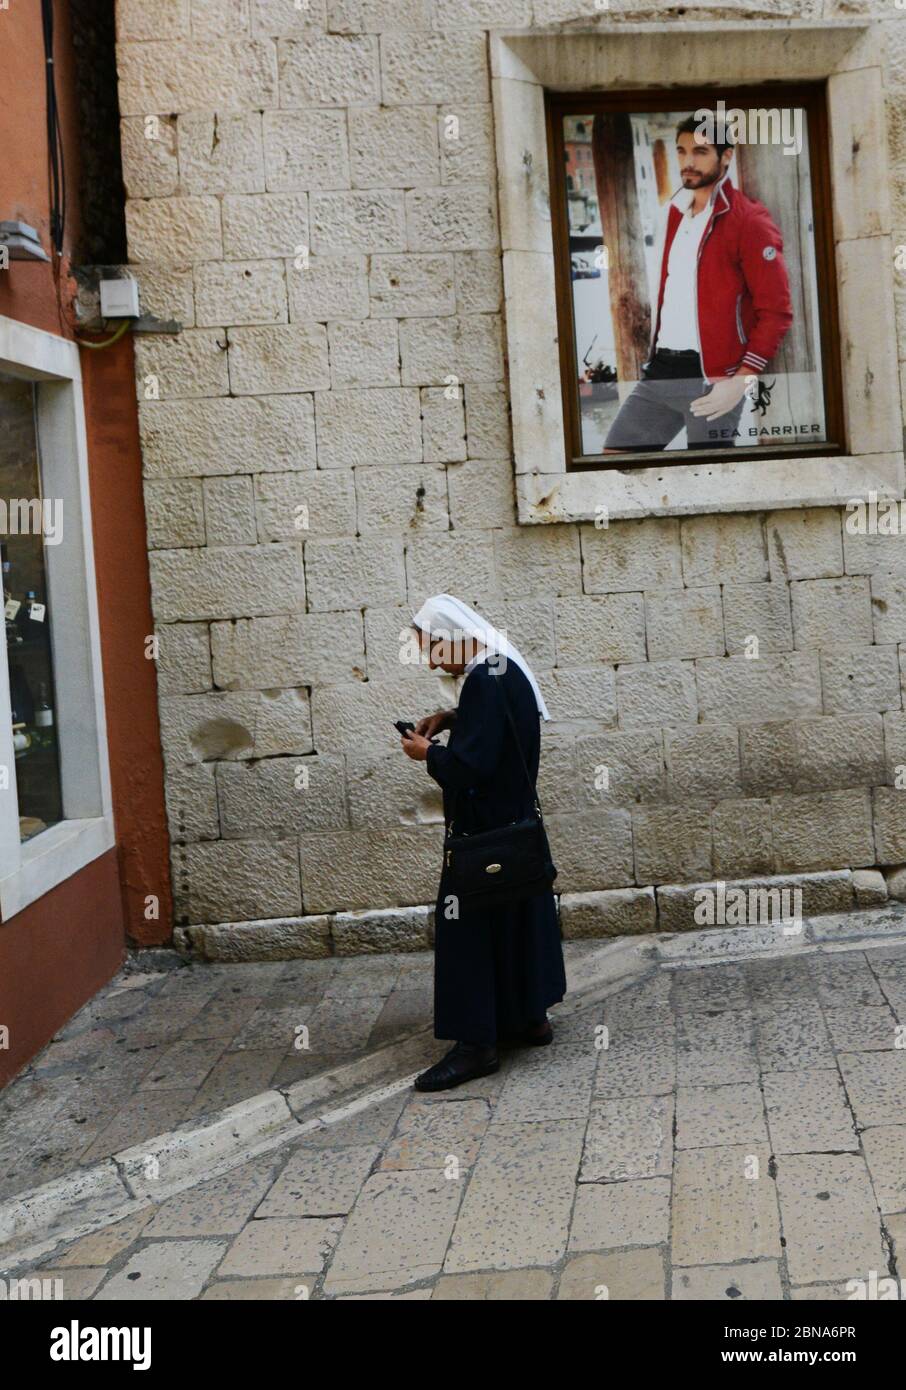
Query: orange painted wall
0 2 172 1084
81 337 174 948
0 851 124 1087
0 0 82 335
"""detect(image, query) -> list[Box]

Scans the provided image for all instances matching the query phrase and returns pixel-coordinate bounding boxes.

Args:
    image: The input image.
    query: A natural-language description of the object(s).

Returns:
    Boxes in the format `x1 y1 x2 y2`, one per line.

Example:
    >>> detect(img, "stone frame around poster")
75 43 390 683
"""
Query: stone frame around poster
490 21 905 524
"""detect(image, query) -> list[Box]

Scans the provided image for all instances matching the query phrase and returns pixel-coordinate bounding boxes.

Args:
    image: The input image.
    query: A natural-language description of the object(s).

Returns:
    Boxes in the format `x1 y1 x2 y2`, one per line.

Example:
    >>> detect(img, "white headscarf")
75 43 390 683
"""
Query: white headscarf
411 593 551 721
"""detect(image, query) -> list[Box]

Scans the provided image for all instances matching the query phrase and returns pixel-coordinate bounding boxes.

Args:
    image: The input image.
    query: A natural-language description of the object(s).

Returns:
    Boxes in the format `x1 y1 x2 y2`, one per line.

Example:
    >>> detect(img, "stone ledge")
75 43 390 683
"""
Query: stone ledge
185 915 332 961
182 906 433 960
168 864 901 959
559 886 656 939
656 870 855 934
333 906 433 955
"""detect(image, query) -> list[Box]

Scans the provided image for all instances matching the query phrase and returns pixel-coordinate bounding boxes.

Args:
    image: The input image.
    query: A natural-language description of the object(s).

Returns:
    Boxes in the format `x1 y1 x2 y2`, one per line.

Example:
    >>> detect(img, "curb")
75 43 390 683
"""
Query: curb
3 905 906 1269
0 1026 444 1268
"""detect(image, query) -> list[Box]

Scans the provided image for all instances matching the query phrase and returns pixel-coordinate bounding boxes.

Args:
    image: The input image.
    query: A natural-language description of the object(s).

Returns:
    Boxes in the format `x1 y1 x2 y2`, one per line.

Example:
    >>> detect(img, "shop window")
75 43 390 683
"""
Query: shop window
0 371 64 842
0 317 114 919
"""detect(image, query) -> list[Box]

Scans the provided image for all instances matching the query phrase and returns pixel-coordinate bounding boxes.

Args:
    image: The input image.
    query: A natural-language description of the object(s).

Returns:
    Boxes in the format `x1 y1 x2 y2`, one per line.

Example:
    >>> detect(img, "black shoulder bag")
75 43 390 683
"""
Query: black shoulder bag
441 678 557 912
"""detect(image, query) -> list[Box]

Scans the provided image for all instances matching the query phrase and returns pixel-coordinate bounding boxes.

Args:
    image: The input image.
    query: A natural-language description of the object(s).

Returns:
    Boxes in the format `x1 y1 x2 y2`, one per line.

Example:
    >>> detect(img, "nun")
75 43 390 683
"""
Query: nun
399 594 567 1092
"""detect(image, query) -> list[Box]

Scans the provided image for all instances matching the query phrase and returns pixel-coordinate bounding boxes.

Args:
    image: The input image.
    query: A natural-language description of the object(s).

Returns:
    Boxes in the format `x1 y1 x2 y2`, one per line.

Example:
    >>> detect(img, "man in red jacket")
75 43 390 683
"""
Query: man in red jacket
603 111 794 453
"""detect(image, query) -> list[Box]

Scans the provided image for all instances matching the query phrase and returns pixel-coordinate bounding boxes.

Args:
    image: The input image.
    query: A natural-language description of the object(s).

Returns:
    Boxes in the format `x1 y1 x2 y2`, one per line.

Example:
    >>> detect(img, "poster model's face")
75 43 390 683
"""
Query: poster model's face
562 106 828 460
675 131 729 191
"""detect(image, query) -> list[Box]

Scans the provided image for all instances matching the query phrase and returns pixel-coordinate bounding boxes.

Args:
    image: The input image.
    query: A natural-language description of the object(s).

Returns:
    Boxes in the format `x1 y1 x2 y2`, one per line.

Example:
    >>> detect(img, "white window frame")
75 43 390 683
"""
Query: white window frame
0 315 114 920
490 20 905 523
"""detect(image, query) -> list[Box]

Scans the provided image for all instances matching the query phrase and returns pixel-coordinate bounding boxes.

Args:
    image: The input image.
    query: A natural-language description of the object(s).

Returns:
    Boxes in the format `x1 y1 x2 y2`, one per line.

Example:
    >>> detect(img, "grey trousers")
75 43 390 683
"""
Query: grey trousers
604 353 746 452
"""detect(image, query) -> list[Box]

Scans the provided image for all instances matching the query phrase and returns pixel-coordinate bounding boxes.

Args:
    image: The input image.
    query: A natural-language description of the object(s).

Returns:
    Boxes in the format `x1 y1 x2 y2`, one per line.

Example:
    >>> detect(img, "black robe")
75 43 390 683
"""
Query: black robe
425 657 567 1045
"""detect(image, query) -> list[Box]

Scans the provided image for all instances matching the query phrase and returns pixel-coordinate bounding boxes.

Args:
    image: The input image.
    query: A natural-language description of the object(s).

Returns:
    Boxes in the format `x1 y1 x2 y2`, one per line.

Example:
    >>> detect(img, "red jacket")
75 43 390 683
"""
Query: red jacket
649 174 793 382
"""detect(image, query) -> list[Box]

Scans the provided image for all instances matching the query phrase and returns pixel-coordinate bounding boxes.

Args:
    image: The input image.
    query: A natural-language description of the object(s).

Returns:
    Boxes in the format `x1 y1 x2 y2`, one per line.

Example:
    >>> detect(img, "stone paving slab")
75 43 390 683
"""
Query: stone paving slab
671 1144 781 1268
323 1170 461 1294
823 1004 900 1053
675 1081 767 1150
570 1177 671 1251
671 962 751 1014
378 1098 490 1171
257 1145 381 1218
837 1050 906 1127
672 1260 784 1301
219 1217 342 1280
4 929 906 1299
37 1266 107 1300
142 1155 280 1237
491 1042 597 1124
676 1012 759 1087
433 1269 553 1299
809 956 888 1009
859 1125 906 1215
93 1238 229 1301
595 1025 676 1099
443 1120 586 1274
753 1000 836 1072
774 1153 888 1286
201 1277 311 1301
558 1248 667 1300
580 1095 674 1182
762 1068 858 1154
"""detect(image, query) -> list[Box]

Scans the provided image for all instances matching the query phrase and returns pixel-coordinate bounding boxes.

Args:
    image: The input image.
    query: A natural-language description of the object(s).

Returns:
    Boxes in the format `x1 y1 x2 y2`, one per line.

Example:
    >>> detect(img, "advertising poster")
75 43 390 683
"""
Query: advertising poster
557 99 830 461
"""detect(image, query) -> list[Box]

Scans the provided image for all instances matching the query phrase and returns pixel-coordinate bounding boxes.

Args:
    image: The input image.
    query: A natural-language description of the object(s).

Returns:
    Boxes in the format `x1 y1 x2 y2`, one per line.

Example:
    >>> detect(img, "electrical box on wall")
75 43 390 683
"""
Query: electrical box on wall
99 278 140 319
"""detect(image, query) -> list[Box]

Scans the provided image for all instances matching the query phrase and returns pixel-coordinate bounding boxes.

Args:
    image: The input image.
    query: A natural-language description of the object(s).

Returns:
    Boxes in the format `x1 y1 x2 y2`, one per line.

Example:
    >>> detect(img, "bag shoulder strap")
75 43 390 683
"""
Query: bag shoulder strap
493 673 544 820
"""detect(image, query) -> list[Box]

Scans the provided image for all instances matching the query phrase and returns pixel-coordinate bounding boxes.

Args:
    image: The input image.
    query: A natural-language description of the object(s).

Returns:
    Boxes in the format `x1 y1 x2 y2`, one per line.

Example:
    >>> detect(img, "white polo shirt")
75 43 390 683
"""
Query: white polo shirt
656 203 711 352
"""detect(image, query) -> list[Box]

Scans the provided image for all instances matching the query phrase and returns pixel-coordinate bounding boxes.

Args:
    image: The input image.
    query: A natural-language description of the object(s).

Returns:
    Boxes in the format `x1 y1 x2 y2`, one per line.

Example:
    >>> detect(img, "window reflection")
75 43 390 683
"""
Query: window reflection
0 370 63 842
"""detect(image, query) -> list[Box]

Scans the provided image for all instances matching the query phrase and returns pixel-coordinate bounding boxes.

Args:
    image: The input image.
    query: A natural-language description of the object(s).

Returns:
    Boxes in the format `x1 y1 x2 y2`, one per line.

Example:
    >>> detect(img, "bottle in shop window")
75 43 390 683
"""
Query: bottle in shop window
35 682 53 728
8 665 34 725
3 558 22 641
16 590 46 642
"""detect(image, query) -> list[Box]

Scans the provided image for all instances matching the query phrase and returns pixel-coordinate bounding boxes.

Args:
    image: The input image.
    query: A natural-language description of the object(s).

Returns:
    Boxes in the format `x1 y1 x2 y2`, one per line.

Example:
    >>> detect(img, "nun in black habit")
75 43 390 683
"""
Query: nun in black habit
399 594 567 1092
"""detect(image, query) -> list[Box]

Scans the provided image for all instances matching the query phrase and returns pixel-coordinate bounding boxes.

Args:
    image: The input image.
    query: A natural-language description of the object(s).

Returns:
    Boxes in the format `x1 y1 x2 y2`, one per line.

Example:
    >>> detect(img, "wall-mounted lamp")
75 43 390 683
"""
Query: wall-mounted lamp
0 221 50 263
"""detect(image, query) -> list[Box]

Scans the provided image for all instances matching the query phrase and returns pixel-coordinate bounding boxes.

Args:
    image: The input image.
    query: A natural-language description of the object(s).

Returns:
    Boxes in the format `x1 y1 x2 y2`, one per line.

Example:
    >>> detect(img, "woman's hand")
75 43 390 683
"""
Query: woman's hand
415 709 455 739
401 731 432 761
689 375 750 422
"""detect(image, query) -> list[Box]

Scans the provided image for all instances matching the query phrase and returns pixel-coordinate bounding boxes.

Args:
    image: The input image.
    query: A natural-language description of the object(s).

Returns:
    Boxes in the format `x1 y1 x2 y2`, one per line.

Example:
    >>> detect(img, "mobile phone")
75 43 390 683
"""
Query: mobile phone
394 720 415 736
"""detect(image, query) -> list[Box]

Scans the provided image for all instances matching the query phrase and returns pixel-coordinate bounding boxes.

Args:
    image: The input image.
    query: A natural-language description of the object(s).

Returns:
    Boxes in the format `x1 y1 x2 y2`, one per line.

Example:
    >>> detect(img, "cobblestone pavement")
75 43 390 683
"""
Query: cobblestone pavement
0 950 436 1203
7 936 906 1300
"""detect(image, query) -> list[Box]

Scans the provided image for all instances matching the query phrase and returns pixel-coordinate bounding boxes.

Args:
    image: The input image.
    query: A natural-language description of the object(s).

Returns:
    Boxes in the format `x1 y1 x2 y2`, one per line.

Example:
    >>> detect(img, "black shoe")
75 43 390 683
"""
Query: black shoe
414 1041 499 1093
498 1017 554 1049
522 1019 553 1046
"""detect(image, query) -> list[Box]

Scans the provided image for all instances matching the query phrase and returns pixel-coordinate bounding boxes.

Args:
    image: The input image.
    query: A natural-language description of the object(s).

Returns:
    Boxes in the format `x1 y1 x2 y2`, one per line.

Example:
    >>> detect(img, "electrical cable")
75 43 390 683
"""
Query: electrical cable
39 2 130 349
41 0 65 257
75 317 132 350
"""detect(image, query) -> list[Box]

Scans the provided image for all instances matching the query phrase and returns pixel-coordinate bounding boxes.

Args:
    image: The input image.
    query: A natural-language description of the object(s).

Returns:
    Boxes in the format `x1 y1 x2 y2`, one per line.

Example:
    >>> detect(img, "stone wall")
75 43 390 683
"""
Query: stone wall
114 0 906 946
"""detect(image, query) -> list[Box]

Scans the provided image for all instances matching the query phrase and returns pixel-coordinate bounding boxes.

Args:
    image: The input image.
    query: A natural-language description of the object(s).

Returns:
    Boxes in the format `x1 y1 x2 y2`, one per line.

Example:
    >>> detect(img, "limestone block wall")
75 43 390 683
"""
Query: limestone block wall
114 0 906 939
